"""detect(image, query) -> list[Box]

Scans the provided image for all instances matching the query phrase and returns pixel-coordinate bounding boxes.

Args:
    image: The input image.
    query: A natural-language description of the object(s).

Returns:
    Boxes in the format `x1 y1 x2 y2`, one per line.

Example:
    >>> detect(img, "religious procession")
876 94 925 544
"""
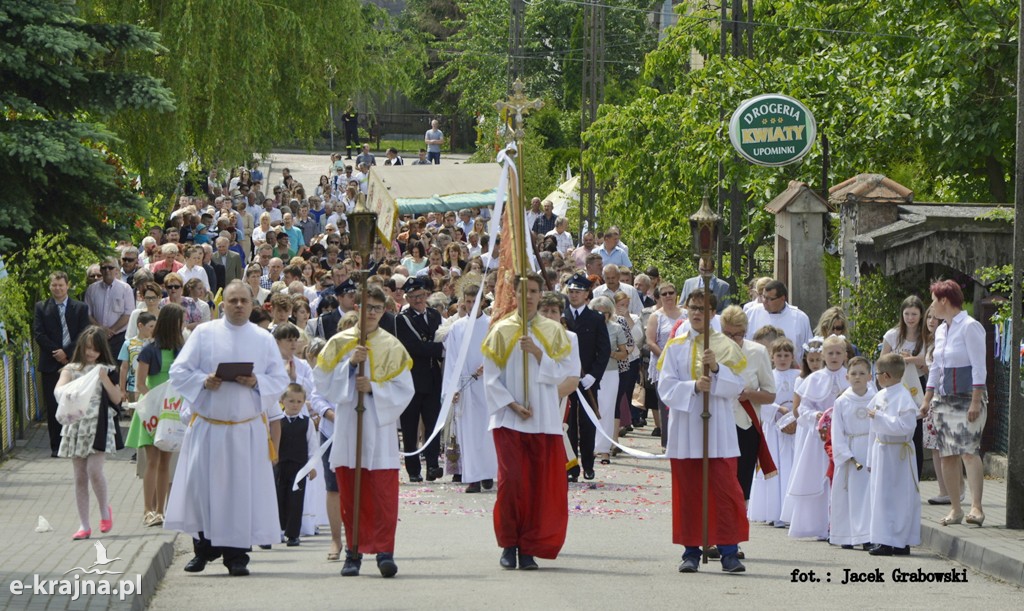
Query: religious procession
2 1 1023 609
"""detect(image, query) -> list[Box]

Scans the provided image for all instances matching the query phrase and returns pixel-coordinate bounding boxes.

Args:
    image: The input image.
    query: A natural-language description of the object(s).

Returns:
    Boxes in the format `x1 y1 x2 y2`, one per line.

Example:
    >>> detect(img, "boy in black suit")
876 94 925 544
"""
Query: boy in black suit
32 271 91 455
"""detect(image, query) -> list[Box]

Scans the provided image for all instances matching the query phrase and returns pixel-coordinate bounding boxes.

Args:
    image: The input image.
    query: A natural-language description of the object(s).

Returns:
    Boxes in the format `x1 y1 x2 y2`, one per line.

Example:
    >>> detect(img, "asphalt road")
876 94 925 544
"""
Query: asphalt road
149 429 1023 610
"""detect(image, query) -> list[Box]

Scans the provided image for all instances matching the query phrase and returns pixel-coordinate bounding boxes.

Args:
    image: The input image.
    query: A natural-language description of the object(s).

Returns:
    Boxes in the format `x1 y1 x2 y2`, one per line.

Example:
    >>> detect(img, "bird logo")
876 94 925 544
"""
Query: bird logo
63 541 124 575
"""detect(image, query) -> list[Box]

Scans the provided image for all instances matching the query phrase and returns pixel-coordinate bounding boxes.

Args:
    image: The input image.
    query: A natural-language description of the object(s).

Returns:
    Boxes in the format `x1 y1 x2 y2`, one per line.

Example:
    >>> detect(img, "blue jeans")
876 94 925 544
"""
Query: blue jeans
427 151 441 164
684 544 738 559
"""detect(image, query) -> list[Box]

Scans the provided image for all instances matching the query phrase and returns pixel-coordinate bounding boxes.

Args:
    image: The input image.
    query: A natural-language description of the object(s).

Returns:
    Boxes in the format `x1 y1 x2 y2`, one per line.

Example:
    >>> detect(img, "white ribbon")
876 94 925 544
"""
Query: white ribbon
575 389 667 460
293 436 332 491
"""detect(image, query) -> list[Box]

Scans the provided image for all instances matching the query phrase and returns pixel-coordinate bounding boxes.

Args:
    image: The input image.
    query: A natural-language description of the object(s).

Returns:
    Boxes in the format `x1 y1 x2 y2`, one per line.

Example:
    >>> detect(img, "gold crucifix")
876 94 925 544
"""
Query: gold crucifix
495 78 544 140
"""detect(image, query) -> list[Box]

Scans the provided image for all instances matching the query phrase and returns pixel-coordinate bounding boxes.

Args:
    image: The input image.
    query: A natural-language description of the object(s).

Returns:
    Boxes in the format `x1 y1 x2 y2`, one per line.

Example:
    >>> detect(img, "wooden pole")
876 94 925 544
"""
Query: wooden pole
350 273 369 554
700 275 712 564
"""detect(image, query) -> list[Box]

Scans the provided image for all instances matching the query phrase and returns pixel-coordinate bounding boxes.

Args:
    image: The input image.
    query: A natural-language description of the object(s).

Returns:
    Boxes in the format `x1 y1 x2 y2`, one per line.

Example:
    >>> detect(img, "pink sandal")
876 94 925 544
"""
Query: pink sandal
72 528 92 540
100 507 113 533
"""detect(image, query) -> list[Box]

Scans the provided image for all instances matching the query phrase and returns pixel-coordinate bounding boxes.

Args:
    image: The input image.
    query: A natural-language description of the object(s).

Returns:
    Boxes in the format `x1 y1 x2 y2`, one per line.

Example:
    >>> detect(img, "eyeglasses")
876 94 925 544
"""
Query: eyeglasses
122 257 137 262
144 295 161 301
686 305 706 313
363 305 385 313
165 285 182 290
763 294 783 302
100 265 116 270
724 331 745 340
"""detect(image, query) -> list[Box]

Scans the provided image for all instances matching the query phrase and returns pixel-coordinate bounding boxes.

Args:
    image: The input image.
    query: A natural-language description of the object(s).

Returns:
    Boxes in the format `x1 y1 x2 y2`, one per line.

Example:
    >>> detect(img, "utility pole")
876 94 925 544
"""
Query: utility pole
717 1 755 287
1006 0 1024 530
508 0 525 89
580 0 606 233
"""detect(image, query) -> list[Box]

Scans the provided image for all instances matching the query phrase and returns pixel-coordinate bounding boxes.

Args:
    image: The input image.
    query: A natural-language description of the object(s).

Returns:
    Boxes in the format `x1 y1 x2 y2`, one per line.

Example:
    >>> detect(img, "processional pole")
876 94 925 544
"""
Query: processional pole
495 79 543 409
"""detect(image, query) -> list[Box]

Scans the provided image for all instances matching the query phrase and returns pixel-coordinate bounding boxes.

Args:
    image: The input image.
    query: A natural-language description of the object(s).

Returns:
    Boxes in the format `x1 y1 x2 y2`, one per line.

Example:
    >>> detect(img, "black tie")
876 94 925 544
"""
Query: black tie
573 309 580 322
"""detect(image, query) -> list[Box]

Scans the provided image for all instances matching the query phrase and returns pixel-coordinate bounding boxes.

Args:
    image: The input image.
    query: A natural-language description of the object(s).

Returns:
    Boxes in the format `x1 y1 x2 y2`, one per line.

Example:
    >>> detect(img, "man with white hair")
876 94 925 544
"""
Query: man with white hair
213 236 243 284
139 236 158 267
591 264 643 315
545 217 575 255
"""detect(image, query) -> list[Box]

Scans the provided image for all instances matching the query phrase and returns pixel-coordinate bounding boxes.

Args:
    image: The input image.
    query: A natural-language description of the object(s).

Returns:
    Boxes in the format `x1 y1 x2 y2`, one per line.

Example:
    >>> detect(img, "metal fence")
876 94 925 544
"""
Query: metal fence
0 345 40 459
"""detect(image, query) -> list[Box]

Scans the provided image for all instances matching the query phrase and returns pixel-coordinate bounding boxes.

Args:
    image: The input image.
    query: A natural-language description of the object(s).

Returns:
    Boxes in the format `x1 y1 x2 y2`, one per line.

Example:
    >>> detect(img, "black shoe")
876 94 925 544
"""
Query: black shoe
482 479 494 490
376 553 398 578
500 547 517 569
426 467 444 481
636 419 647 428
227 564 250 577
705 545 721 559
841 545 854 550
583 469 595 481
518 553 538 570
721 555 746 573
868 544 894 556
341 550 363 576
465 482 482 493
736 548 745 559
129 452 136 463
893 546 911 556
183 556 207 573
651 427 661 437
286 538 300 547
51 450 59 458
408 474 424 483
862 543 873 551
452 474 462 483
567 473 578 483
678 556 699 573
258 544 271 550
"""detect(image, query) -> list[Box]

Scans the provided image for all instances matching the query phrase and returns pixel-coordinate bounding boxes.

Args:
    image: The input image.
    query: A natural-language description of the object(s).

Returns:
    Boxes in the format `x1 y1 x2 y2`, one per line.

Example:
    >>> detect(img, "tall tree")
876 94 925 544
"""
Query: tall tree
0 0 174 254
583 0 1018 280
79 0 424 183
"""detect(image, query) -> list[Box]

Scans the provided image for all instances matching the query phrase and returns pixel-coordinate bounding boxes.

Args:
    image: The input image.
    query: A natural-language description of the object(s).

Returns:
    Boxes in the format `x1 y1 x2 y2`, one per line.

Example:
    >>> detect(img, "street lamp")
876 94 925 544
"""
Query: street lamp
688 192 721 565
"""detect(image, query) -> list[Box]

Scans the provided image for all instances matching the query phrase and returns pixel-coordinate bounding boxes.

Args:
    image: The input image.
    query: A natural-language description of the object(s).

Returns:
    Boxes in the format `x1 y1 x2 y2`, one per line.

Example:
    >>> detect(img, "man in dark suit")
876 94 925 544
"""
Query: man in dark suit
395 277 445 482
562 273 610 481
32 271 91 456
212 237 242 285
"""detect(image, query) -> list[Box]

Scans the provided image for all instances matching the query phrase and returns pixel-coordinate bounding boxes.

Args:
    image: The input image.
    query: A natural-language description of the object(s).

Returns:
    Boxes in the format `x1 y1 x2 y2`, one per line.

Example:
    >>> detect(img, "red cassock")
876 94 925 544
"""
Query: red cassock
492 428 568 559
670 458 749 547
335 467 398 554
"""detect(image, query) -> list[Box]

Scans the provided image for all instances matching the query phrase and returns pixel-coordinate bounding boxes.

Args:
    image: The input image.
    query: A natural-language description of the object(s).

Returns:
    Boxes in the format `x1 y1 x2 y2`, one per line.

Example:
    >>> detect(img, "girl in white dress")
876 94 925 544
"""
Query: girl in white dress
56 327 124 540
749 338 800 526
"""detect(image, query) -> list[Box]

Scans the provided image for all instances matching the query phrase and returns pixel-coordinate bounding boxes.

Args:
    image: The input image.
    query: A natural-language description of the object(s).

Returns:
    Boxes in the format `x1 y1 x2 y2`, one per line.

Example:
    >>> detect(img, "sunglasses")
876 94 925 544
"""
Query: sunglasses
88 274 101 279
122 257 137 262
165 285 182 290
100 265 116 270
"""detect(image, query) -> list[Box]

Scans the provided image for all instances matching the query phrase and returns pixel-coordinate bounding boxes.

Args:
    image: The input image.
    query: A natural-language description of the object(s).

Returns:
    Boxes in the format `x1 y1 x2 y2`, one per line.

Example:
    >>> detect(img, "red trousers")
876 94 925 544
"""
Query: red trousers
493 428 568 559
335 467 398 554
670 458 749 547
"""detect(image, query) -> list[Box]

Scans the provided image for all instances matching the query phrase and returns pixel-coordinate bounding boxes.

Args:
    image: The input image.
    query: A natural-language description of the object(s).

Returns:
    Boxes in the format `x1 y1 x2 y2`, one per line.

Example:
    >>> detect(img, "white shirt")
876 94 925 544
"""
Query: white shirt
926 310 986 392
179 264 210 292
545 228 574 254
591 282 643 316
745 303 813 362
733 339 775 429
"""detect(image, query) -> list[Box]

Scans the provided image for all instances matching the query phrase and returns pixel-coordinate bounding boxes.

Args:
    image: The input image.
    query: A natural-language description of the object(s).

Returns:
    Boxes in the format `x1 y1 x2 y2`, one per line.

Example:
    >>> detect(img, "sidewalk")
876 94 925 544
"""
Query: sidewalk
919 477 1024 586
0 424 177 611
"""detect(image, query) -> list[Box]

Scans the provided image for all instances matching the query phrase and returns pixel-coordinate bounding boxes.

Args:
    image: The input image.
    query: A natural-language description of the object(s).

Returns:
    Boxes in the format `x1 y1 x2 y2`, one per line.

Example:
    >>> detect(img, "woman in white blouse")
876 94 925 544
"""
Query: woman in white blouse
921 279 987 527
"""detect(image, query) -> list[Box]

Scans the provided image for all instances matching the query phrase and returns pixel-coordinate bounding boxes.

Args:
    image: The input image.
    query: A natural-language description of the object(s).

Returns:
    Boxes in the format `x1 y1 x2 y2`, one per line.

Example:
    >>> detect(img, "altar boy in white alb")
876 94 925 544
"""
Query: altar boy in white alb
866 353 921 556
444 283 496 493
829 356 875 549
165 281 291 576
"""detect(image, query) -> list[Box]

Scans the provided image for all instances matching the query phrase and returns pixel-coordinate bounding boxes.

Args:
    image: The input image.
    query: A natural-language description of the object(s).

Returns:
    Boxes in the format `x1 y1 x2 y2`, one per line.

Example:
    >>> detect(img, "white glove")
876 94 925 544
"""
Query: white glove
580 374 596 390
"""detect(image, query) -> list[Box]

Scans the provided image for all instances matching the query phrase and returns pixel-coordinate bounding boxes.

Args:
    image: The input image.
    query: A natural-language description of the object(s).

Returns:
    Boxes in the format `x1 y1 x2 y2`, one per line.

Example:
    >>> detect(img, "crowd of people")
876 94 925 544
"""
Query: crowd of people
31 153 991 577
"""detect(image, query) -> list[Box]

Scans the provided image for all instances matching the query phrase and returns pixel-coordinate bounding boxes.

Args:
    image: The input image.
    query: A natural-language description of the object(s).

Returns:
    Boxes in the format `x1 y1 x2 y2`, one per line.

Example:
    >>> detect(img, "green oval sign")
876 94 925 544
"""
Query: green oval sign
728 94 816 167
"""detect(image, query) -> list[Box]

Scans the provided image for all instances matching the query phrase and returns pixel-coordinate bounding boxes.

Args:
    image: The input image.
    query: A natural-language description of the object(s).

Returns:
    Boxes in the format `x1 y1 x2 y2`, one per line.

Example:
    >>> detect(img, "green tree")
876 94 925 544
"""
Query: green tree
583 0 1018 280
79 0 424 183
0 0 174 254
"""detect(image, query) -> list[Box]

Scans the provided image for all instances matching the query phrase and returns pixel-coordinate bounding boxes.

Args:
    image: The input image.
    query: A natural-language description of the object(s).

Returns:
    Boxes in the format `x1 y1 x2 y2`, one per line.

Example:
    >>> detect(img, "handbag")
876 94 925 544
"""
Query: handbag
138 381 187 451
54 366 103 425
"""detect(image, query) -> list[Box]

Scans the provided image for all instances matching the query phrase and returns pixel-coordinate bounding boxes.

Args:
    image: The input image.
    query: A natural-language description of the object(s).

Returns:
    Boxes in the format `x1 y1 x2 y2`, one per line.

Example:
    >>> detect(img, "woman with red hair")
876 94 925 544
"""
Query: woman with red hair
921 279 987 527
